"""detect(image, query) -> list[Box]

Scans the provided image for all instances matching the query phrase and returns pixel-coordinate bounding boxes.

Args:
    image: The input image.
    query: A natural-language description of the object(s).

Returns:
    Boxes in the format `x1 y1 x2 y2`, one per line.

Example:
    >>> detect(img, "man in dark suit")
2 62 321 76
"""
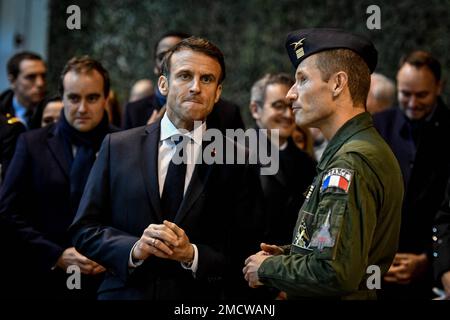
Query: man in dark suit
123 31 244 131
70 37 263 300
0 51 47 130
249 73 316 245
373 51 450 299
0 56 117 299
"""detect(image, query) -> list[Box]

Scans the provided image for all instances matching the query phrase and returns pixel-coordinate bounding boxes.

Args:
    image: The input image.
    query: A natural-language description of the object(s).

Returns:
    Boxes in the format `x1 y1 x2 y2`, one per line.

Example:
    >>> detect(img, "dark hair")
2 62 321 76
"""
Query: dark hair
59 56 110 97
399 50 441 81
7 51 44 80
315 49 370 106
42 94 62 107
161 36 226 84
153 31 191 61
251 73 294 107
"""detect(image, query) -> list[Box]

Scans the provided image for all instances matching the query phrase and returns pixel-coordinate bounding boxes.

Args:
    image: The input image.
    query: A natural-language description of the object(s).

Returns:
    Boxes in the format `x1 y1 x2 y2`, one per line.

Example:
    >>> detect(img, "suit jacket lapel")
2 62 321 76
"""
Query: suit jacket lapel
174 141 214 225
46 126 70 179
142 121 163 222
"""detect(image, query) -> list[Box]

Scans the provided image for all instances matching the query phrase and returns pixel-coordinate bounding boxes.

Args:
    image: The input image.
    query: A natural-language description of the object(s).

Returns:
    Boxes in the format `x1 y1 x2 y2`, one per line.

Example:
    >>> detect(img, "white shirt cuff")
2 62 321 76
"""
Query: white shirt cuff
181 243 198 275
128 241 144 268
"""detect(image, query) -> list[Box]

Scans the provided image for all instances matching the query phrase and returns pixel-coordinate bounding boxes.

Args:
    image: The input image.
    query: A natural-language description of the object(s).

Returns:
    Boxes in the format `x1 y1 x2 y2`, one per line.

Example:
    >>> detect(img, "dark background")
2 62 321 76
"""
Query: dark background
48 0 450 125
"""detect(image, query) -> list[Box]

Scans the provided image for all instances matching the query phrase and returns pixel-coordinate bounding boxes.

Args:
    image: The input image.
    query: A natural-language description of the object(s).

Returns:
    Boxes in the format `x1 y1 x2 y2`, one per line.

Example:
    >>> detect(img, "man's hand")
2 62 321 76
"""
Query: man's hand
132 222 179 261
132 221 194 264
441 270 450 297
243 252 270 288
163 220 194 264
56 247 106 275
384 253 428 284
260 243 284 255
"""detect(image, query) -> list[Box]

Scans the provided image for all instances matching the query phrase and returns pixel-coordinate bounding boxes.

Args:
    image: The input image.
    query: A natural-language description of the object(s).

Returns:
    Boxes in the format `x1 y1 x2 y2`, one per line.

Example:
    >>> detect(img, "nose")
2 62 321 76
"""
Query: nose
286 84 297 103
78 100 87 113
190 77 201 94
407 95 417 108
35 75 45 88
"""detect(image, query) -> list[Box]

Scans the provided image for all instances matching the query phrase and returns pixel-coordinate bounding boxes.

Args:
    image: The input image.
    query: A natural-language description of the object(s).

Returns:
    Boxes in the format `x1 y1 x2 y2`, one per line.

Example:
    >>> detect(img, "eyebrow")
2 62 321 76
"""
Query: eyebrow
176 69 217 79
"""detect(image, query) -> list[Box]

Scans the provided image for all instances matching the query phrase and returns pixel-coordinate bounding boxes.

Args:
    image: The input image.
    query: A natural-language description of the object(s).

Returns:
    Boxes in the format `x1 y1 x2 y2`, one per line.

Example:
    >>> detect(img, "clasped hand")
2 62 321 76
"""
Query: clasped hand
133 220 194 264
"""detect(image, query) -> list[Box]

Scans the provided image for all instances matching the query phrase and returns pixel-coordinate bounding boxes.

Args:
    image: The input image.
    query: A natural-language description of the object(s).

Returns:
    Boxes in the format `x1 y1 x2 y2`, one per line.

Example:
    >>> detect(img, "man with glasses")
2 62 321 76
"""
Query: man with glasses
249 73 316 245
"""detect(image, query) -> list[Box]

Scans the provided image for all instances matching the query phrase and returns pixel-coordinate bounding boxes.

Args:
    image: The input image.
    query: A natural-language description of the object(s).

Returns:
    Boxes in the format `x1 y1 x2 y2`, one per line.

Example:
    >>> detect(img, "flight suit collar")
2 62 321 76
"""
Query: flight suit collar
317 112 373 171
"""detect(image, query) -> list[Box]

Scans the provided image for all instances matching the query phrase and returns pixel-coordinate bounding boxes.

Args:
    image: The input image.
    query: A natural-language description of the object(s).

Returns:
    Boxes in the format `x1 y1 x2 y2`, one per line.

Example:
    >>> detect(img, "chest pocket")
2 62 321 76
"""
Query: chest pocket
292 195 347 260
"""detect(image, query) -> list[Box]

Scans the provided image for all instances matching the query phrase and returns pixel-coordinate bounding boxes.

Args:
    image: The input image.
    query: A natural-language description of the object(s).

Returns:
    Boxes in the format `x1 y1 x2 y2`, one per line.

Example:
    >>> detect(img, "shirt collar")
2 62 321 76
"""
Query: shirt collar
160 112 205 146
12 96 28 124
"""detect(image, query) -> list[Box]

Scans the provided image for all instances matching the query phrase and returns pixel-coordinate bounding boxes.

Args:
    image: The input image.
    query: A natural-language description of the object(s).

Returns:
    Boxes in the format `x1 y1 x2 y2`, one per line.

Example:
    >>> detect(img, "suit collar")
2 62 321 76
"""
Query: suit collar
46 124 71 178
143 120 215 225
142 121 163 222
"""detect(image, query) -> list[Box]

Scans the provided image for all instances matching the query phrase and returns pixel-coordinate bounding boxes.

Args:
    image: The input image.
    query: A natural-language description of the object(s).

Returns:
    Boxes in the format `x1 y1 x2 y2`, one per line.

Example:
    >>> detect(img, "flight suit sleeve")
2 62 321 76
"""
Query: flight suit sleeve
258 156 380 297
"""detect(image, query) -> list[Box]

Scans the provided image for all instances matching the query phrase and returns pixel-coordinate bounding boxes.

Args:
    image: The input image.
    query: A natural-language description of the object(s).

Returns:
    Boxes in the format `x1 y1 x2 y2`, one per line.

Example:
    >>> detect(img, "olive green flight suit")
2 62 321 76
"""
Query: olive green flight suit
258 112 403 299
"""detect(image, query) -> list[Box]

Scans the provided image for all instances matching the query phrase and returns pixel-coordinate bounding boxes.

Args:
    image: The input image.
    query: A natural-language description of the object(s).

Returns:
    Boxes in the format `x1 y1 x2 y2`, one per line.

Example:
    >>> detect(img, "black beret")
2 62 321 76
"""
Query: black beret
285 28 378 73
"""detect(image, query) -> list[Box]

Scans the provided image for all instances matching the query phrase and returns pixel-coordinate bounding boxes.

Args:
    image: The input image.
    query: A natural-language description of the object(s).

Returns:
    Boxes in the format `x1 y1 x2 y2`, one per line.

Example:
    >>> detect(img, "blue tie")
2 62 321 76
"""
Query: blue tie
161 135 188 221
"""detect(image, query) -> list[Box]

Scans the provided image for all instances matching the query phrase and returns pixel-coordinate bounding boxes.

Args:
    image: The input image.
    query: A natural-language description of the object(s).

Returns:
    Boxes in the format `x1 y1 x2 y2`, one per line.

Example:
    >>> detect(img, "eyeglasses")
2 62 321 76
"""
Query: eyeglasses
270 100 292 113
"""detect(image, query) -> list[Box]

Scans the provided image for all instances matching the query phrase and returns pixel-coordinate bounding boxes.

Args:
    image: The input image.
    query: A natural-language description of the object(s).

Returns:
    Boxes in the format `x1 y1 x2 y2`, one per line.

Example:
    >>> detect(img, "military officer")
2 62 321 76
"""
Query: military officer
0 113 25 183
243 28 404 299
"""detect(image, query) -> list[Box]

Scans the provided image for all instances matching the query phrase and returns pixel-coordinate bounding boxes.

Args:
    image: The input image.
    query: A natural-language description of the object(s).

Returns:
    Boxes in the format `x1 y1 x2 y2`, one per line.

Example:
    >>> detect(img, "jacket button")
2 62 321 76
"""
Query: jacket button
432 236 438 242
432 227 437 233
433 252 438 258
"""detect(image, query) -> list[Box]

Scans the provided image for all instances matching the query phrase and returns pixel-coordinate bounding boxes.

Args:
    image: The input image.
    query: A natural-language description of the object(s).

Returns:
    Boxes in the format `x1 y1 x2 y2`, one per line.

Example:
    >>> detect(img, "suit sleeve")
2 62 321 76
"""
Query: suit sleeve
0 134 64 270
1 120 25 181
70 134 138 282
123 102 133 129
258 155 381 297
433 178 450 280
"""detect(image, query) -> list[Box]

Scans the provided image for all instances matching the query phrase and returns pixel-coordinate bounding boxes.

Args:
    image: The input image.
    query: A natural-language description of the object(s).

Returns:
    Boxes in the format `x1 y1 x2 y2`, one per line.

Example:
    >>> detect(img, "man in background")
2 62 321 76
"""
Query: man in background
0 51 47 129
374 50 450 299
366 72 395 114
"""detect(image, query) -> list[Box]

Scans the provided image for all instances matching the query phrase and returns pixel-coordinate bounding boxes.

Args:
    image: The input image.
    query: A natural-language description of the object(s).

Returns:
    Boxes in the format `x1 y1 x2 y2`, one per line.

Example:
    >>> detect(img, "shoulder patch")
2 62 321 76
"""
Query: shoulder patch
321 168 353 193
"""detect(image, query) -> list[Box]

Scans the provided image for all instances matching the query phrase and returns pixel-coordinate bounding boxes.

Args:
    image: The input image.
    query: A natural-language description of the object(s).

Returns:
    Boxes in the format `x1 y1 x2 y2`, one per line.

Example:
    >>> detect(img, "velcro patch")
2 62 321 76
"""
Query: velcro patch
321 168 353 193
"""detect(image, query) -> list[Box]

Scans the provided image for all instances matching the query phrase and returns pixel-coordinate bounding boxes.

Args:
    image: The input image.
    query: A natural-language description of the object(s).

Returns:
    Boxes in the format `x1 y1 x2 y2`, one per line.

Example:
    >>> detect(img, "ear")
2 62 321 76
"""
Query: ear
8 74 16 89
330 71 348 98
249 101 261 120
214 84 223 103
158 75 169 96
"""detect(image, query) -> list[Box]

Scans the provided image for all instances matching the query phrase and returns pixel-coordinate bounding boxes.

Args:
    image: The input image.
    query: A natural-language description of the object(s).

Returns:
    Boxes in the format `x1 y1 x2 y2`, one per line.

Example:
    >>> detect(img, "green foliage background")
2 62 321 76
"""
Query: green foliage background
48 0 450 126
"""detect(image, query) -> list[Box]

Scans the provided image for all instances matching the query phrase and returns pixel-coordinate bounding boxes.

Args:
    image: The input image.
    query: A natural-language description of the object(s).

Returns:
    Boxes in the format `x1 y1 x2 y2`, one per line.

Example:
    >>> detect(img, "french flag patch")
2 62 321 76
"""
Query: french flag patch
321 168 353 193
